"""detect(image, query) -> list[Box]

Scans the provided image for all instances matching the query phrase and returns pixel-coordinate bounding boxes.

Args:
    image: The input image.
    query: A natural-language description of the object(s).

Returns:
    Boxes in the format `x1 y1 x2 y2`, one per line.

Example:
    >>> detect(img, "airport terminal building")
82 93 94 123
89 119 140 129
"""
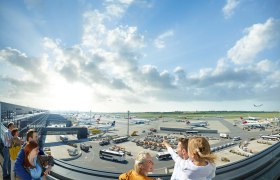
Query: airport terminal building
0 101 45 123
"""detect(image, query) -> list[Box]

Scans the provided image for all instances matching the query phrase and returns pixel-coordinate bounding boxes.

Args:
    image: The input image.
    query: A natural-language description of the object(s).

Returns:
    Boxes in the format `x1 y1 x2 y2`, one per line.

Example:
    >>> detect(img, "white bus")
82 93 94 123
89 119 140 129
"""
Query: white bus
99 149 126 162
156 151 172 160
261 135 280 141
112 136 128 144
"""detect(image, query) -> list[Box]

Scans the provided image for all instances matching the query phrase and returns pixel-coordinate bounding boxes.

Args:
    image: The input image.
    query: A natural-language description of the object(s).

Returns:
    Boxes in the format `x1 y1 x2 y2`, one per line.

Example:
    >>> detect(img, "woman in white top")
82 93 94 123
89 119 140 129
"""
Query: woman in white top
183 137 216 180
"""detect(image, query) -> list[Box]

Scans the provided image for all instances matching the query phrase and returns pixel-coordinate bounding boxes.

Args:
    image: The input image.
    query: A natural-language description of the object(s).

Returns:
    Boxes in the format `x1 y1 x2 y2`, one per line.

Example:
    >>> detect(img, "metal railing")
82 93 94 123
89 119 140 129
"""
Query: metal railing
45 141 280 180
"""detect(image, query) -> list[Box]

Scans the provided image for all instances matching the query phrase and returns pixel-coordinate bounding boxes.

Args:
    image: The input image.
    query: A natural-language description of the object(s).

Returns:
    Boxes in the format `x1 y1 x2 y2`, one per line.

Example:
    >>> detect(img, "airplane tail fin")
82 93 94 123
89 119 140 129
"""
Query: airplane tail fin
111 121 116 127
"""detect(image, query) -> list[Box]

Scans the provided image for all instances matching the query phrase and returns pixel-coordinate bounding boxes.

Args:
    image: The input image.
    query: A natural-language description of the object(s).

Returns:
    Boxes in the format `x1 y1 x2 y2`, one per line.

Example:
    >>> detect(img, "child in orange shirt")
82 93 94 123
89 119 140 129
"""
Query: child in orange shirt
119 151 155 180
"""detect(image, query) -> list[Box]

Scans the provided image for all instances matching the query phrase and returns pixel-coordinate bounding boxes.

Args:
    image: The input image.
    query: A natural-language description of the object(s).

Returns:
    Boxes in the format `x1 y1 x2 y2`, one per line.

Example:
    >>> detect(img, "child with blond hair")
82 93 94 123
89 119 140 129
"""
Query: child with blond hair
119 151 155 180
182 136 216 180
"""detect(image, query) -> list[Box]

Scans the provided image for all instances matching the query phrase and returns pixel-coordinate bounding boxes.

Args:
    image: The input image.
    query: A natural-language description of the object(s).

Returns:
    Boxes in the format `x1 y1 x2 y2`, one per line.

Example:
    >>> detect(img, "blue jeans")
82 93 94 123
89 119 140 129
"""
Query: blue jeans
2 147 11 177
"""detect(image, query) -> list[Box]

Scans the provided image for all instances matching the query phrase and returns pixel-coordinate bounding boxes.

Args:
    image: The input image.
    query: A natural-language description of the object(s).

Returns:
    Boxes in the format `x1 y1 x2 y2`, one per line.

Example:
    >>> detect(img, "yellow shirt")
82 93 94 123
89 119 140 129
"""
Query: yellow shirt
119 170 154 180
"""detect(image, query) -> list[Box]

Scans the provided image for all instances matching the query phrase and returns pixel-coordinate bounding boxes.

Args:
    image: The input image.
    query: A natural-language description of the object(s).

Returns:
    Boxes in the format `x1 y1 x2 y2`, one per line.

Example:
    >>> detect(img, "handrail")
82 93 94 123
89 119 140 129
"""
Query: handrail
214 141 280 179
0 122 8 143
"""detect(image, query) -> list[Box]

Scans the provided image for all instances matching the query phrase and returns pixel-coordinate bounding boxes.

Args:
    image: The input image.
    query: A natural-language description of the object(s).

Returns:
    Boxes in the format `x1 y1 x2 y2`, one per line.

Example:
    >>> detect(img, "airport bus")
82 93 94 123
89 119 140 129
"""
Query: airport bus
99 149 126 162
261 135 280 141
60 135 68 142
112 136 128 144
156 151 172 160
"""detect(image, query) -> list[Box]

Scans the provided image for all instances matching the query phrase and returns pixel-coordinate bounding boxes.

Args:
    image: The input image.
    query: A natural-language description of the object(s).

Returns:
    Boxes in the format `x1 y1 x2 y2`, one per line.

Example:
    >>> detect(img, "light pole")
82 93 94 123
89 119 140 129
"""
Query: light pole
13 108 17 126
127 111 130 137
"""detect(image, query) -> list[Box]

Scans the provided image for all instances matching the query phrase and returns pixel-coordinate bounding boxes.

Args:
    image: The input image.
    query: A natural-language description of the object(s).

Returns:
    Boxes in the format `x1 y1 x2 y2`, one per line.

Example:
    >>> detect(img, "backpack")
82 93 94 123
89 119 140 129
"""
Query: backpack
9 140 21 160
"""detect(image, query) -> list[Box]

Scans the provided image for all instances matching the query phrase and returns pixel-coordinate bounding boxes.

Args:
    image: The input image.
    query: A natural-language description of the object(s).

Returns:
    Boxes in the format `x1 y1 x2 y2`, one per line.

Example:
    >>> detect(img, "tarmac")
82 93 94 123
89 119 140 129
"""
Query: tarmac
42 117 278 174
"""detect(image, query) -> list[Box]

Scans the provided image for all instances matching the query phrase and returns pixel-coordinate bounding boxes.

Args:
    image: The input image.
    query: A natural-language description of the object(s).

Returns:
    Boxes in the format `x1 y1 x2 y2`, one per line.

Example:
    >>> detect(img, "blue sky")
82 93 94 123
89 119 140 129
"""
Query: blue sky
0 0 279 112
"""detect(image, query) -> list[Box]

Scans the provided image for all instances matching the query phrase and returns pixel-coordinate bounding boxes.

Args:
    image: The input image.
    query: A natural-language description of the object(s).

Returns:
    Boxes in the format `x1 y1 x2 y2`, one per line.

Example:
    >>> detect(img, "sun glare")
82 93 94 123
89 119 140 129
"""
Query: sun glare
47 79 93 111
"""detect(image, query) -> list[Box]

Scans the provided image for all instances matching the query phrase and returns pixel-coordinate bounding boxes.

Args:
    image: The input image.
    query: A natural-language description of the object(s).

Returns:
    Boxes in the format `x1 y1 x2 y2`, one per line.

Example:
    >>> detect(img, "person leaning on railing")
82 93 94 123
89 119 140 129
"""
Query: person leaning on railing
119 151 156 180
14 129 54 180
23 140 54 180
10 128 24 180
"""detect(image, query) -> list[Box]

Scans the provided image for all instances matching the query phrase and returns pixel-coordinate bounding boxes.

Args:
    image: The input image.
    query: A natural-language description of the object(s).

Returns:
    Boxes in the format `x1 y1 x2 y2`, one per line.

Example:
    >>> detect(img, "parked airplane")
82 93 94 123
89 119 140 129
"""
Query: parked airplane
130 118 150 124
77 118 97 125
186 121 208 129
86 121 115 133
77 114 102 125
125 116 137 119
249 116 261 120
95 121 116 131
242 120 271 128
240 116 259 121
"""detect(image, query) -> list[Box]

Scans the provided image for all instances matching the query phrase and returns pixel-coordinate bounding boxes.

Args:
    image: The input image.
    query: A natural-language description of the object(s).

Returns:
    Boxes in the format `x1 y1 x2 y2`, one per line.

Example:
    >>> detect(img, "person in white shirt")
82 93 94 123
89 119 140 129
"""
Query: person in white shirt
183 137 216 180
2 122 14 179
162 137 189 180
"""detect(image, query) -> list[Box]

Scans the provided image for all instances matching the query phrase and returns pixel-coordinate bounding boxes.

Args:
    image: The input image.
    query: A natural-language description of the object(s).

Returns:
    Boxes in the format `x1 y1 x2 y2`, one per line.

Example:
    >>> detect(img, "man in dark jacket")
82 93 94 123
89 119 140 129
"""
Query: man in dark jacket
14 129 45 180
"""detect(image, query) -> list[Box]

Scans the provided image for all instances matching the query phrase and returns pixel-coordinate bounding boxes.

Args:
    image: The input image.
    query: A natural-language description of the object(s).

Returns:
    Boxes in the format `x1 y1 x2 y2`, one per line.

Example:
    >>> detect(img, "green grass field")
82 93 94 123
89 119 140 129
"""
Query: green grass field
129 111 280 120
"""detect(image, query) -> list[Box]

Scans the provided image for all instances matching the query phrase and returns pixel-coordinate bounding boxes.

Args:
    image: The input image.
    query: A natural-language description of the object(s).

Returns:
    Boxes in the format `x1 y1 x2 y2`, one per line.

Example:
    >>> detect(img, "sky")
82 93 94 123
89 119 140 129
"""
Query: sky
0 0 280 112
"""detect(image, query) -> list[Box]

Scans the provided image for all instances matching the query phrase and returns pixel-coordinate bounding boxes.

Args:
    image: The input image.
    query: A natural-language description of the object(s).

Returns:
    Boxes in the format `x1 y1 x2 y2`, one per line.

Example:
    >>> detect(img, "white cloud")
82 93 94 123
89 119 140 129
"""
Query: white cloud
106 4 124 17
1 2 280 111
0 47 47 80
213 58 229 75
107 26 145 50
227 18 280 65
119 0 134 5
105 0 134 18
82 10 107 49
139 65 174 89
154 30 174 49
256 59 274 72
222 0 240 19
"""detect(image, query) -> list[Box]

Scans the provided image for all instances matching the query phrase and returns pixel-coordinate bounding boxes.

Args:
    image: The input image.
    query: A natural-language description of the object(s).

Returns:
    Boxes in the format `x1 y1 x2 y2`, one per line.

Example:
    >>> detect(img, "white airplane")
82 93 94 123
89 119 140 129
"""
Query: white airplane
240 116 259 121
125 116 137 119
95 121 116 131
130 118 150 124
242 120 271 128
77 117 98 125
186 121 208 129
248 116 258 120
76 113 102 125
